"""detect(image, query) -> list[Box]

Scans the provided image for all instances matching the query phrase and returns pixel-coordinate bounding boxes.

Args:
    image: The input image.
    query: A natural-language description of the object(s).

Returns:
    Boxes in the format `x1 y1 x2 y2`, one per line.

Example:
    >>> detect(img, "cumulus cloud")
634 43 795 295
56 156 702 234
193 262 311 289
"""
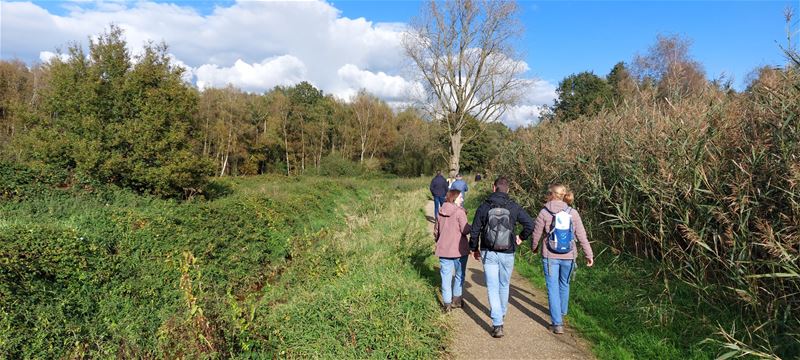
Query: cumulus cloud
38 51 69 63
497 79 557 128
1 0 555 127
1 1 404 92
336 64 423 101
195 56 307 92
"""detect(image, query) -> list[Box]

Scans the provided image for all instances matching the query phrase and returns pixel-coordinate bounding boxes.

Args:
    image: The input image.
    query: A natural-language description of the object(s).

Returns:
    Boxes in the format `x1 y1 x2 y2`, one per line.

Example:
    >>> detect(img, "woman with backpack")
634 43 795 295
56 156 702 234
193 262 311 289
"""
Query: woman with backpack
433 189 471 312
530 184 594 334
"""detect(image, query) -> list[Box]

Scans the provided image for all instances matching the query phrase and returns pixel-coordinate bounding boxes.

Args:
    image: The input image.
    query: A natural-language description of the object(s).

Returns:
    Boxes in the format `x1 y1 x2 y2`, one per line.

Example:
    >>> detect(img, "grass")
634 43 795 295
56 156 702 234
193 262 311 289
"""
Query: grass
515 246 745 360
0 175 446 358
461 184 744 359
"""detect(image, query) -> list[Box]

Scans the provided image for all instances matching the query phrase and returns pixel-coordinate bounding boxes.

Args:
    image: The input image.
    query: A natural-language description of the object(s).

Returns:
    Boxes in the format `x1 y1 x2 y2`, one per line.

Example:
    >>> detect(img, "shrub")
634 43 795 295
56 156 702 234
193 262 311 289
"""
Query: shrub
318 153 365 177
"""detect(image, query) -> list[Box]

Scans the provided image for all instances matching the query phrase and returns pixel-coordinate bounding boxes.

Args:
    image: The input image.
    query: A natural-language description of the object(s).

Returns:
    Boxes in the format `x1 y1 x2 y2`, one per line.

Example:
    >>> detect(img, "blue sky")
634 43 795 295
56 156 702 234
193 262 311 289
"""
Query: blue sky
3 0 798 126
340 0 795 89
24 0 797 89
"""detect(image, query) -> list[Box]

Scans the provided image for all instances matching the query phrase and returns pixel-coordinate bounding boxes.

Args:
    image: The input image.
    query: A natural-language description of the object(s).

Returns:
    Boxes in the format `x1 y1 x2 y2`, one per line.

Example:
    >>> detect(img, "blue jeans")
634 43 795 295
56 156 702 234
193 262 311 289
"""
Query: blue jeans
481 250 515 326
440 256 468 304
542 258 575 326
433 195 446 219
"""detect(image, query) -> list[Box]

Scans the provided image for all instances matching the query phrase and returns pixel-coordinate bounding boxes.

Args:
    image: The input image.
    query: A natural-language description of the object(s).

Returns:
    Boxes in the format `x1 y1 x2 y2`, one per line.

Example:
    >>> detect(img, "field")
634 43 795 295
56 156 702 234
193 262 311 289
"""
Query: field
0 176 447 358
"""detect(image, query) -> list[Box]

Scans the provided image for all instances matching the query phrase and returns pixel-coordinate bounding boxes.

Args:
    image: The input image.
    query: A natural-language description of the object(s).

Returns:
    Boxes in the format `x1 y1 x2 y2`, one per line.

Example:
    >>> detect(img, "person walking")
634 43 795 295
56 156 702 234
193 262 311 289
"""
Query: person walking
430 171 448 220
450 174 469 203
469 177 534 338
434 190 471 312
530 184 594 335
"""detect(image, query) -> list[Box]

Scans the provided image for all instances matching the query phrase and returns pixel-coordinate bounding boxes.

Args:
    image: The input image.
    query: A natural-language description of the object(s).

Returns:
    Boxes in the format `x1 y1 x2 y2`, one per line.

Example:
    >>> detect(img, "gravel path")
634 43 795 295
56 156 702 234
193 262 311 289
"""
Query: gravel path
426 200 594 360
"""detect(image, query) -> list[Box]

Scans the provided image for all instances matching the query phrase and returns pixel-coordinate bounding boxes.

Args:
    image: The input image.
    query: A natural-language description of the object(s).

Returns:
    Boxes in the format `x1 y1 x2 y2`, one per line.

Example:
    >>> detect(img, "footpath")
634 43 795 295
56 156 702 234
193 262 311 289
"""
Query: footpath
425 200 594 360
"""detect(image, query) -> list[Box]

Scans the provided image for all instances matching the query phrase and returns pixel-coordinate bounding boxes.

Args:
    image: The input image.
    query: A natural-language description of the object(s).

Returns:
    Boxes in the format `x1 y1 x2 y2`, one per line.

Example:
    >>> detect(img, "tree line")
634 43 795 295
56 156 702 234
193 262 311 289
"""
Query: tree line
0 26 507 198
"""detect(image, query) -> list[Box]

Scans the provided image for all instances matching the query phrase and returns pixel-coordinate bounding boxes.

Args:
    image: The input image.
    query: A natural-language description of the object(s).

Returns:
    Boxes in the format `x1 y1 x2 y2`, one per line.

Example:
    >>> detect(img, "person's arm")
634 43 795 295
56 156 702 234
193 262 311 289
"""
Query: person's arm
429 180 435 194
531 210 546 251
458 209 471 235
433 217 440 242
572 210 594 264
517 206 534 241
469 203 487 251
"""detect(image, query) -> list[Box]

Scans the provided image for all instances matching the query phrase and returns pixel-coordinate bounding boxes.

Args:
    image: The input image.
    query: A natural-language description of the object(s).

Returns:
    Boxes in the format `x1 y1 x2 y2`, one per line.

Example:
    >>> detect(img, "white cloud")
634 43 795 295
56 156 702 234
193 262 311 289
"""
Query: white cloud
1 1 405 96
38 51 69 63
336 64 423 101
497 79 557 128
195 56 307 92
1 0 553 127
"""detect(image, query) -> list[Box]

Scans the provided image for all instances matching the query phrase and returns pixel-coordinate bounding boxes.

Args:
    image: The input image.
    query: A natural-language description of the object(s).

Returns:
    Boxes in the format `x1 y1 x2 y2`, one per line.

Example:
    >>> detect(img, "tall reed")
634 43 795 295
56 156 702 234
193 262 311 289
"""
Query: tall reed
495 55 800 357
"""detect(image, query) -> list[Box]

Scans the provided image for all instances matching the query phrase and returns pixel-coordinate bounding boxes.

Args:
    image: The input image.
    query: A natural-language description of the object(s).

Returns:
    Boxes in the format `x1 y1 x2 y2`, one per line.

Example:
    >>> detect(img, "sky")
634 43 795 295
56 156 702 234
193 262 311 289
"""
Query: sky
1 0 797 127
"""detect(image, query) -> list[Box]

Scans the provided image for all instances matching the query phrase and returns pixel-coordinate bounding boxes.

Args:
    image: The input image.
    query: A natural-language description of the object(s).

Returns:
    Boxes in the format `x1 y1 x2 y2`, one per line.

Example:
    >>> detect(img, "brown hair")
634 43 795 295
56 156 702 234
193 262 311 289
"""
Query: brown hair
494 177 509 193
445 189 461 203
547 184 575 206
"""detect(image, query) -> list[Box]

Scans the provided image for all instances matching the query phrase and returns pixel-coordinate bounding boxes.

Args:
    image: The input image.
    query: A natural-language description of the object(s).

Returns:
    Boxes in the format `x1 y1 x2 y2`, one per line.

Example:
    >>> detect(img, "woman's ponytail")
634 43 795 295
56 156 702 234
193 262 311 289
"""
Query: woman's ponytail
563 191 575 206
547 184 575 205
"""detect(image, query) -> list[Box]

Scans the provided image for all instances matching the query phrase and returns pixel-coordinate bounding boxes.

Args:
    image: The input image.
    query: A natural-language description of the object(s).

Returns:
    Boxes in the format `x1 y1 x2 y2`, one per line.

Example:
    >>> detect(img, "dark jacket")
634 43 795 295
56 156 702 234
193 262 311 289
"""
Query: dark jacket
430 175 448 197
469 191 535 254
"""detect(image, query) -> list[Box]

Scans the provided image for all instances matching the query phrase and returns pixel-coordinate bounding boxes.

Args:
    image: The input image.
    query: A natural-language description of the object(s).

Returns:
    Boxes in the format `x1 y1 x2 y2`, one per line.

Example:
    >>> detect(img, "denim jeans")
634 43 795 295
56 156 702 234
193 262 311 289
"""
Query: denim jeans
481 250 515 326
542 257 575 326
433 195 446 219
439 256 468 304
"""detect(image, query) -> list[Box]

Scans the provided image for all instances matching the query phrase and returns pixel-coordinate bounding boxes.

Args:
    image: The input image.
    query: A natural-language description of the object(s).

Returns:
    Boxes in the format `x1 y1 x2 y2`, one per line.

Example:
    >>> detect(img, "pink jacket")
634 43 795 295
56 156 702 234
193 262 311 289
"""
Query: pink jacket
531 200 594 260
434 202 471 258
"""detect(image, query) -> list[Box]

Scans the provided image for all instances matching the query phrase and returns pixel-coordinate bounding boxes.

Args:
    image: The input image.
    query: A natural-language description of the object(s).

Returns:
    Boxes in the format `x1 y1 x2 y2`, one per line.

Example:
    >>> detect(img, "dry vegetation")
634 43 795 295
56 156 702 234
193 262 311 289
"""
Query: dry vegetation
496 47 800 357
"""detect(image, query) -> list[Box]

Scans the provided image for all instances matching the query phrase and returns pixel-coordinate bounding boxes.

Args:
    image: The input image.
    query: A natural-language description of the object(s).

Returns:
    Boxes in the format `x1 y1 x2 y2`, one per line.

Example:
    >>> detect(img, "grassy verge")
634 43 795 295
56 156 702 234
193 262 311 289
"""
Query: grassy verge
0 176 445 358
515 246 748 360
463 185 742 359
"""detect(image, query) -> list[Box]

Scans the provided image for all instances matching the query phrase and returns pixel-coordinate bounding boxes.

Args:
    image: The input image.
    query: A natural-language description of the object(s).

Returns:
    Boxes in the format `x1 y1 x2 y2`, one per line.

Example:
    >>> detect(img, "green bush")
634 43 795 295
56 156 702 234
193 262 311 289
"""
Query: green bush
318 153 366 177
0 176 443 358
0 161 69 200
0 176 333 357
16 26 211 198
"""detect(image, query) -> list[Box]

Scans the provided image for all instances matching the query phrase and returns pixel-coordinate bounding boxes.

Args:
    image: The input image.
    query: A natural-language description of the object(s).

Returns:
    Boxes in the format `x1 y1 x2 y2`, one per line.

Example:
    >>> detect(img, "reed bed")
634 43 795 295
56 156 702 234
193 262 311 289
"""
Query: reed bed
495 55 800 357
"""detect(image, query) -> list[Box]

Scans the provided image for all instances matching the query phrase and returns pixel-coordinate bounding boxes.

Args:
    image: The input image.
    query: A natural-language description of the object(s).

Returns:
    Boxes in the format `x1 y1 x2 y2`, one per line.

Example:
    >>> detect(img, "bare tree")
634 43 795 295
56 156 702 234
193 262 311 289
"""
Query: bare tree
403 0 528 176
632 34 707 101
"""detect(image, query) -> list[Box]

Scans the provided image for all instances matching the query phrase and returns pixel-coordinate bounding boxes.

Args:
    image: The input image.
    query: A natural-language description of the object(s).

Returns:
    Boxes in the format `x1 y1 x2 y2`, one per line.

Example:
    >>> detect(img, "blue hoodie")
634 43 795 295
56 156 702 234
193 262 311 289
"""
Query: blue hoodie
450 179 468 196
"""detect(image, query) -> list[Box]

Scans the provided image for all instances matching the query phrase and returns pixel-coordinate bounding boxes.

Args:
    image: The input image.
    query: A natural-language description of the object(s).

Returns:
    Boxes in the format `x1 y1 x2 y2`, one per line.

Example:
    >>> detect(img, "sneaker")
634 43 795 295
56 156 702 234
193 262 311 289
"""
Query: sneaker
443 303 452 313
553 325 564 334
491 325 505 338
451 296 463 308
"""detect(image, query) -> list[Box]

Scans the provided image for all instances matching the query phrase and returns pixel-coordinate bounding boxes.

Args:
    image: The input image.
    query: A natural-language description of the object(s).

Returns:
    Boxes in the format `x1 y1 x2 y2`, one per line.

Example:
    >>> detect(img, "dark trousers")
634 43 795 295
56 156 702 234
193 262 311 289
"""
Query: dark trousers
433 195 446 219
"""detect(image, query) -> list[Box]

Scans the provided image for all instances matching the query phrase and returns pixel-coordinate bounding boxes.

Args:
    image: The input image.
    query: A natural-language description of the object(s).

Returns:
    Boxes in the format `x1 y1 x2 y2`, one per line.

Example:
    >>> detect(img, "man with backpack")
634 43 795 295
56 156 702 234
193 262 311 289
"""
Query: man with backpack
469 177 535 338
430 171 449 220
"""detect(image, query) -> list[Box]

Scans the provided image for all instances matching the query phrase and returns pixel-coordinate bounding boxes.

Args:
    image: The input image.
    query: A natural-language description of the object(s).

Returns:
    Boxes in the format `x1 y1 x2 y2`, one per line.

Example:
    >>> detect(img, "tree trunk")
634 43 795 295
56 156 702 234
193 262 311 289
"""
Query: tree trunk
449 130 462 177
220 127 233 177
359 134 367 163
283 117 290 176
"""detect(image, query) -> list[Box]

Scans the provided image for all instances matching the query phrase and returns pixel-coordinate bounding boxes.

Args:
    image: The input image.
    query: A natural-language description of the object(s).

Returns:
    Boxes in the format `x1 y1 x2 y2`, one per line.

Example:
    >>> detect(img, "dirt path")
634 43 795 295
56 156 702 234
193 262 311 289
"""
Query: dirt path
426 200 594 360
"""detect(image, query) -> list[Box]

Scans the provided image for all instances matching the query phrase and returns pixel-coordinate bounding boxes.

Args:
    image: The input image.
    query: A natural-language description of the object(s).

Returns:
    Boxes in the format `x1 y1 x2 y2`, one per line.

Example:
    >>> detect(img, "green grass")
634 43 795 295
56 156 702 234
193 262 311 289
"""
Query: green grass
0 176 446 358
461 185 744 359
514 246 741 360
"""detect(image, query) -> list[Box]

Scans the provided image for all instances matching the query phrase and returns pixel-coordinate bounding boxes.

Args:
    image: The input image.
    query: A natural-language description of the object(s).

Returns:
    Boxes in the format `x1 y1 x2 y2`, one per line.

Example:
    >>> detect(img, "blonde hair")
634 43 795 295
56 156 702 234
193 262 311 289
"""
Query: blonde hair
547 184 575 206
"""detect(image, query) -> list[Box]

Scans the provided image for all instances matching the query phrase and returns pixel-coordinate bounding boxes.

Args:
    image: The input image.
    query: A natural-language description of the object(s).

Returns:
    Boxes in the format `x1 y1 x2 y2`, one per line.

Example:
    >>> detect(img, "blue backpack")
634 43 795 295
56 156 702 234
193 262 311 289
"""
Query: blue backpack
545 207 574 254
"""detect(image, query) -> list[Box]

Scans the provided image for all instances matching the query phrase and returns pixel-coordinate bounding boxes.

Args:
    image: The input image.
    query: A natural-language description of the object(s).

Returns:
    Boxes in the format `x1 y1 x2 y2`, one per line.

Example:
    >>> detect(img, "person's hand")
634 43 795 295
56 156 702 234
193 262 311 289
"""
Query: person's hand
515 235 523 246
586 257 594 267
472 250 481 260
